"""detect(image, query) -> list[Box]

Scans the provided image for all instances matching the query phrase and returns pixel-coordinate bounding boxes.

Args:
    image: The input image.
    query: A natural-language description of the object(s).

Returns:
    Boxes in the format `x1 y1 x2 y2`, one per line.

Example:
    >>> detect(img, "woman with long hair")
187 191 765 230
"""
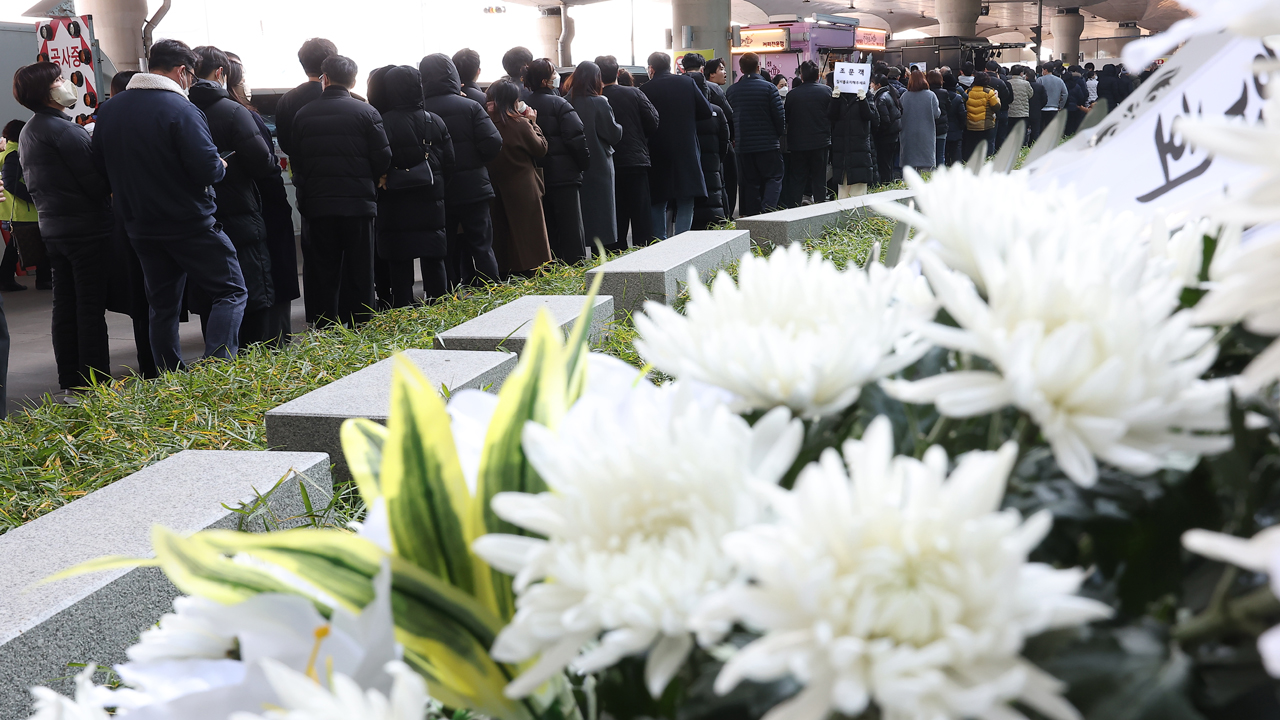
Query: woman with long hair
227 52 299 346
567 61 623 251
899 68 940 172
485 79 551 276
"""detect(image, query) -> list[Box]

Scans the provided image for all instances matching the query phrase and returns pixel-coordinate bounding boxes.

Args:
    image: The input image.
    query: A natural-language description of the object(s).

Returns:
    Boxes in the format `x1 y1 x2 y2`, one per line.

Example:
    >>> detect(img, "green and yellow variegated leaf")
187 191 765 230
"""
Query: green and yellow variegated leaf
149 526 300 604
381 354 477 595
342 417 390 505
43 554 161 584
562 272 605 404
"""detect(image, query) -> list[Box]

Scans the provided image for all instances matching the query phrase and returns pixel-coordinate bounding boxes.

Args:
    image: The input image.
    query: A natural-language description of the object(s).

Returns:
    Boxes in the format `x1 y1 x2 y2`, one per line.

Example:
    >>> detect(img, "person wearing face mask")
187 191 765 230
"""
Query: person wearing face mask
187 46 280 348
13 61 114 398
93 39 247 372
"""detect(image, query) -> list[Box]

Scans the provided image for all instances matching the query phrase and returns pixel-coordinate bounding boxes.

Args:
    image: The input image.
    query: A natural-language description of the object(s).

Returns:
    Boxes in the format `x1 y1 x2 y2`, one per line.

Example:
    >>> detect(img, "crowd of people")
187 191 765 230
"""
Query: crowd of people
0 31 1145 413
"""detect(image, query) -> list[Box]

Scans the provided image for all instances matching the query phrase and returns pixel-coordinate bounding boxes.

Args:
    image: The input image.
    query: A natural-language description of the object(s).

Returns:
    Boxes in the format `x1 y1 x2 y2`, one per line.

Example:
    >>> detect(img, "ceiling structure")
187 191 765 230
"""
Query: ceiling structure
504 0 1189 48
733 0 1189 42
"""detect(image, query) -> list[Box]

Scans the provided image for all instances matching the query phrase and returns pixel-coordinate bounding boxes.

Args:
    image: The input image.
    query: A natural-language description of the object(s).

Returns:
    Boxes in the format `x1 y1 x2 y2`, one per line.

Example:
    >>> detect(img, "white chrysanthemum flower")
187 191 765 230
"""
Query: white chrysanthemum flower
879 165 1111 293
28 665 113 720
632 243 935 419
697 416 1112 720
1122 0 1280 70
1194 224 1280 392
1152 217 1214 289
882 210 1231 487
1182 526 1280 676
229 660 429 720
472 378 803 699
1177 88 1280 226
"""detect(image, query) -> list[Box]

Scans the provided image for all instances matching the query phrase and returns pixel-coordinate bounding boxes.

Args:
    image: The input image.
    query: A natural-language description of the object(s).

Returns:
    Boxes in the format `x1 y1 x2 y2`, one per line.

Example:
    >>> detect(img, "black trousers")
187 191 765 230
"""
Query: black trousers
1066 109 1087 137
874 140 899 185
306 215 376 327
781 147 829 208
737 150 784 218
945 139 963 167
446 200 500 288
613 166 653 251
994 111 1010 154
133 227 246 372
723 150 738 218
46 236 112 389
1040 110 1061 140
962 128 996 161
544 185 586 263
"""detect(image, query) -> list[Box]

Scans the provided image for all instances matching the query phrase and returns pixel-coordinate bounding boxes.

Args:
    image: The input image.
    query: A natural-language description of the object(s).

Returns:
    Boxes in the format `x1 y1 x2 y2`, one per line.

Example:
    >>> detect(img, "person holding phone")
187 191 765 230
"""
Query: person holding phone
189 45 281 347
93 39 247 371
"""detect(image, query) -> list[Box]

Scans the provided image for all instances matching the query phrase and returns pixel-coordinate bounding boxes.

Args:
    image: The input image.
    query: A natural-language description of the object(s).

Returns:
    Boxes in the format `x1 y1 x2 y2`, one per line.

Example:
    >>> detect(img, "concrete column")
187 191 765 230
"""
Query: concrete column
672 0 730 66
560 12 575 67
936 0 981 38
1101 23 1140 62
538 7 561 65
1051 8 1085 63
78 0 147 73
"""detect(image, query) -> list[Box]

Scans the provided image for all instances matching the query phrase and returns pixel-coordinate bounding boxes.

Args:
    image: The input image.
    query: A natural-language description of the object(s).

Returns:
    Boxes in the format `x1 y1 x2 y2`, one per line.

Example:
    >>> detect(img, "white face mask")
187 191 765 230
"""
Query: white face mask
50 82 77 108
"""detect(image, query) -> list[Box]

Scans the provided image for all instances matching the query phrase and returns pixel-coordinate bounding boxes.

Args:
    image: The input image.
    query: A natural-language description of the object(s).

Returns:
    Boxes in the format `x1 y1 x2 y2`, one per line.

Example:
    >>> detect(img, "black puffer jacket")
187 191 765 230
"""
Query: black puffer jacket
829 92 878 186
376 65 455 260
872 87 902 140
930 88 950 137
1096 65 1129 111
188 79 280 311
290 85 392 218
692 74 729 228
420 53 503 207
784 80 833 152
602 83 659 169
17 106 112 241
525 86 589 187
461 80 486 105
725 73 784 154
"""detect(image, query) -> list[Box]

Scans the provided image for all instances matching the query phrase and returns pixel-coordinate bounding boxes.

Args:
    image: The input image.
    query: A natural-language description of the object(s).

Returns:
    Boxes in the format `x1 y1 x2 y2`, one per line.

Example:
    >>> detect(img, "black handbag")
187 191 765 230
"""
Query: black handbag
384 159 433 190
384 111 436 190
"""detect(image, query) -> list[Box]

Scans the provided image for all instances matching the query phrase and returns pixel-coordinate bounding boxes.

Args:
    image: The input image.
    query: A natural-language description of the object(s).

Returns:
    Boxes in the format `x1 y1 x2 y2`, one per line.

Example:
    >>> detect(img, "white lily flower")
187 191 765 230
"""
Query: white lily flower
881 170 1231 487
28 665 113 720
1123 0 1280 70
228 659 429 720
633 244 936 419
472 377 803 699
699 416 1112 720
1182 526 1280 676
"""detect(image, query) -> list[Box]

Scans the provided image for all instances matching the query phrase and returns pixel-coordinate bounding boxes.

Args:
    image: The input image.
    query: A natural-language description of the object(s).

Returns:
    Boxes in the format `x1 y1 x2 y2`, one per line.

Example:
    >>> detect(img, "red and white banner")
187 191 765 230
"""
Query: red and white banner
35 16 99 125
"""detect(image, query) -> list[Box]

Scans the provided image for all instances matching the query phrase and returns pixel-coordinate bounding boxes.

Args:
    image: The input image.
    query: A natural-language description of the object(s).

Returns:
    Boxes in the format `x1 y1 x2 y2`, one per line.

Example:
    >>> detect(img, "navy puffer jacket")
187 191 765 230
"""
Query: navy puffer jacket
725 73 784 154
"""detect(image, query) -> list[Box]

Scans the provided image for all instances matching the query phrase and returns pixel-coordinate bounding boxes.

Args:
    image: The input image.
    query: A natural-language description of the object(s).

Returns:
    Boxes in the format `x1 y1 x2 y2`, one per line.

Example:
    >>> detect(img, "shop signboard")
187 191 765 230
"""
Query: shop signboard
733 27 791 53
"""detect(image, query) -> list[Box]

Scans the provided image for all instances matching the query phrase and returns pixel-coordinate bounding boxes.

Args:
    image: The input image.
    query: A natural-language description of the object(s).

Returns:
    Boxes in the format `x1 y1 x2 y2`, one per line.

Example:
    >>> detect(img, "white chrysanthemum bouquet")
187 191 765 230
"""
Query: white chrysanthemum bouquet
28 11 1280 720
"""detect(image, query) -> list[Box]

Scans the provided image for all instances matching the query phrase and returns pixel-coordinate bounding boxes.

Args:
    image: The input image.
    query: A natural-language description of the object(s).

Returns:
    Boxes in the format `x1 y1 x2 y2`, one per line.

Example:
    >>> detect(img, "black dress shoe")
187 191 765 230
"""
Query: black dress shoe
0 281 26 291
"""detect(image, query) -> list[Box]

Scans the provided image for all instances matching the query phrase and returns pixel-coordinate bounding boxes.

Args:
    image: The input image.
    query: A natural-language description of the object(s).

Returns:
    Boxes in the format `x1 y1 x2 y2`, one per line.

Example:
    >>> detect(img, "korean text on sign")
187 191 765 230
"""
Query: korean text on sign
833 62 871 95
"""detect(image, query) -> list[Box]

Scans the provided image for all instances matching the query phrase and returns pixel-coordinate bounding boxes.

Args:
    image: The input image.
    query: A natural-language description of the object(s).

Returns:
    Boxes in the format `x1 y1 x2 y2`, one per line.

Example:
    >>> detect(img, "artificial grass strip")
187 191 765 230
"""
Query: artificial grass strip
0 215 893 533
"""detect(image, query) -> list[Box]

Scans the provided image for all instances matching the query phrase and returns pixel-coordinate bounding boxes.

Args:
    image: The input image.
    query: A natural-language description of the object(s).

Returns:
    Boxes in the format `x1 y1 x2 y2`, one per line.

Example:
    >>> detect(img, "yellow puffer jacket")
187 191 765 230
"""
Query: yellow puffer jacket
965 86 1000 131
0 140 38 223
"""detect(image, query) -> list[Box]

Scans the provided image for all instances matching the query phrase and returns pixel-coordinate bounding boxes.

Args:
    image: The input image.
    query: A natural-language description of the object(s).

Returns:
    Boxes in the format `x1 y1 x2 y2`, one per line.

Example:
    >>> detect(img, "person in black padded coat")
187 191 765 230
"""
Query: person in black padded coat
524 58 590 263
597 55 659 250
372 65 455 308
690 71 729 229
828 77 878 198
420 53 503 288
189 46 280 347
290 54 392 327
452 49 487 106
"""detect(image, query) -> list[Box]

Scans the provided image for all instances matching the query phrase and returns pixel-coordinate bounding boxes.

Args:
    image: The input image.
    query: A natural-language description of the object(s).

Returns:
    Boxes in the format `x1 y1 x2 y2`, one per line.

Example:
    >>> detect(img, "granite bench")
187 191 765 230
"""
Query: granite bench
585 230 751 318
265 349 516 483
735 189 916 248
0 450 332 717
432 295 615 354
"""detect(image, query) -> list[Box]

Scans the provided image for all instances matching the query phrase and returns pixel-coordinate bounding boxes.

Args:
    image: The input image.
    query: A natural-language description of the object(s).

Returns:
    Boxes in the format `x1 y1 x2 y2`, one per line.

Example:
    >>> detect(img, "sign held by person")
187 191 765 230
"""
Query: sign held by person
833 62 871 95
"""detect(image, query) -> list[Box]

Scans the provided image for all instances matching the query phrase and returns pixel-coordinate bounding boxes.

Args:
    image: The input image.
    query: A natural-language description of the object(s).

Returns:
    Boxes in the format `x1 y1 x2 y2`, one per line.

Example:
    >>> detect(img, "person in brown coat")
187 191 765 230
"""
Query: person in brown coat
486 79 551 276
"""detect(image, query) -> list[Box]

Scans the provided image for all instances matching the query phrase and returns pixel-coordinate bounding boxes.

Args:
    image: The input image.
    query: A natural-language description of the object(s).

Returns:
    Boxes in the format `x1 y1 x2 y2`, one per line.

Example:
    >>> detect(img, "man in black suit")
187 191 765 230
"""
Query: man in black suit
640 51 713 239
